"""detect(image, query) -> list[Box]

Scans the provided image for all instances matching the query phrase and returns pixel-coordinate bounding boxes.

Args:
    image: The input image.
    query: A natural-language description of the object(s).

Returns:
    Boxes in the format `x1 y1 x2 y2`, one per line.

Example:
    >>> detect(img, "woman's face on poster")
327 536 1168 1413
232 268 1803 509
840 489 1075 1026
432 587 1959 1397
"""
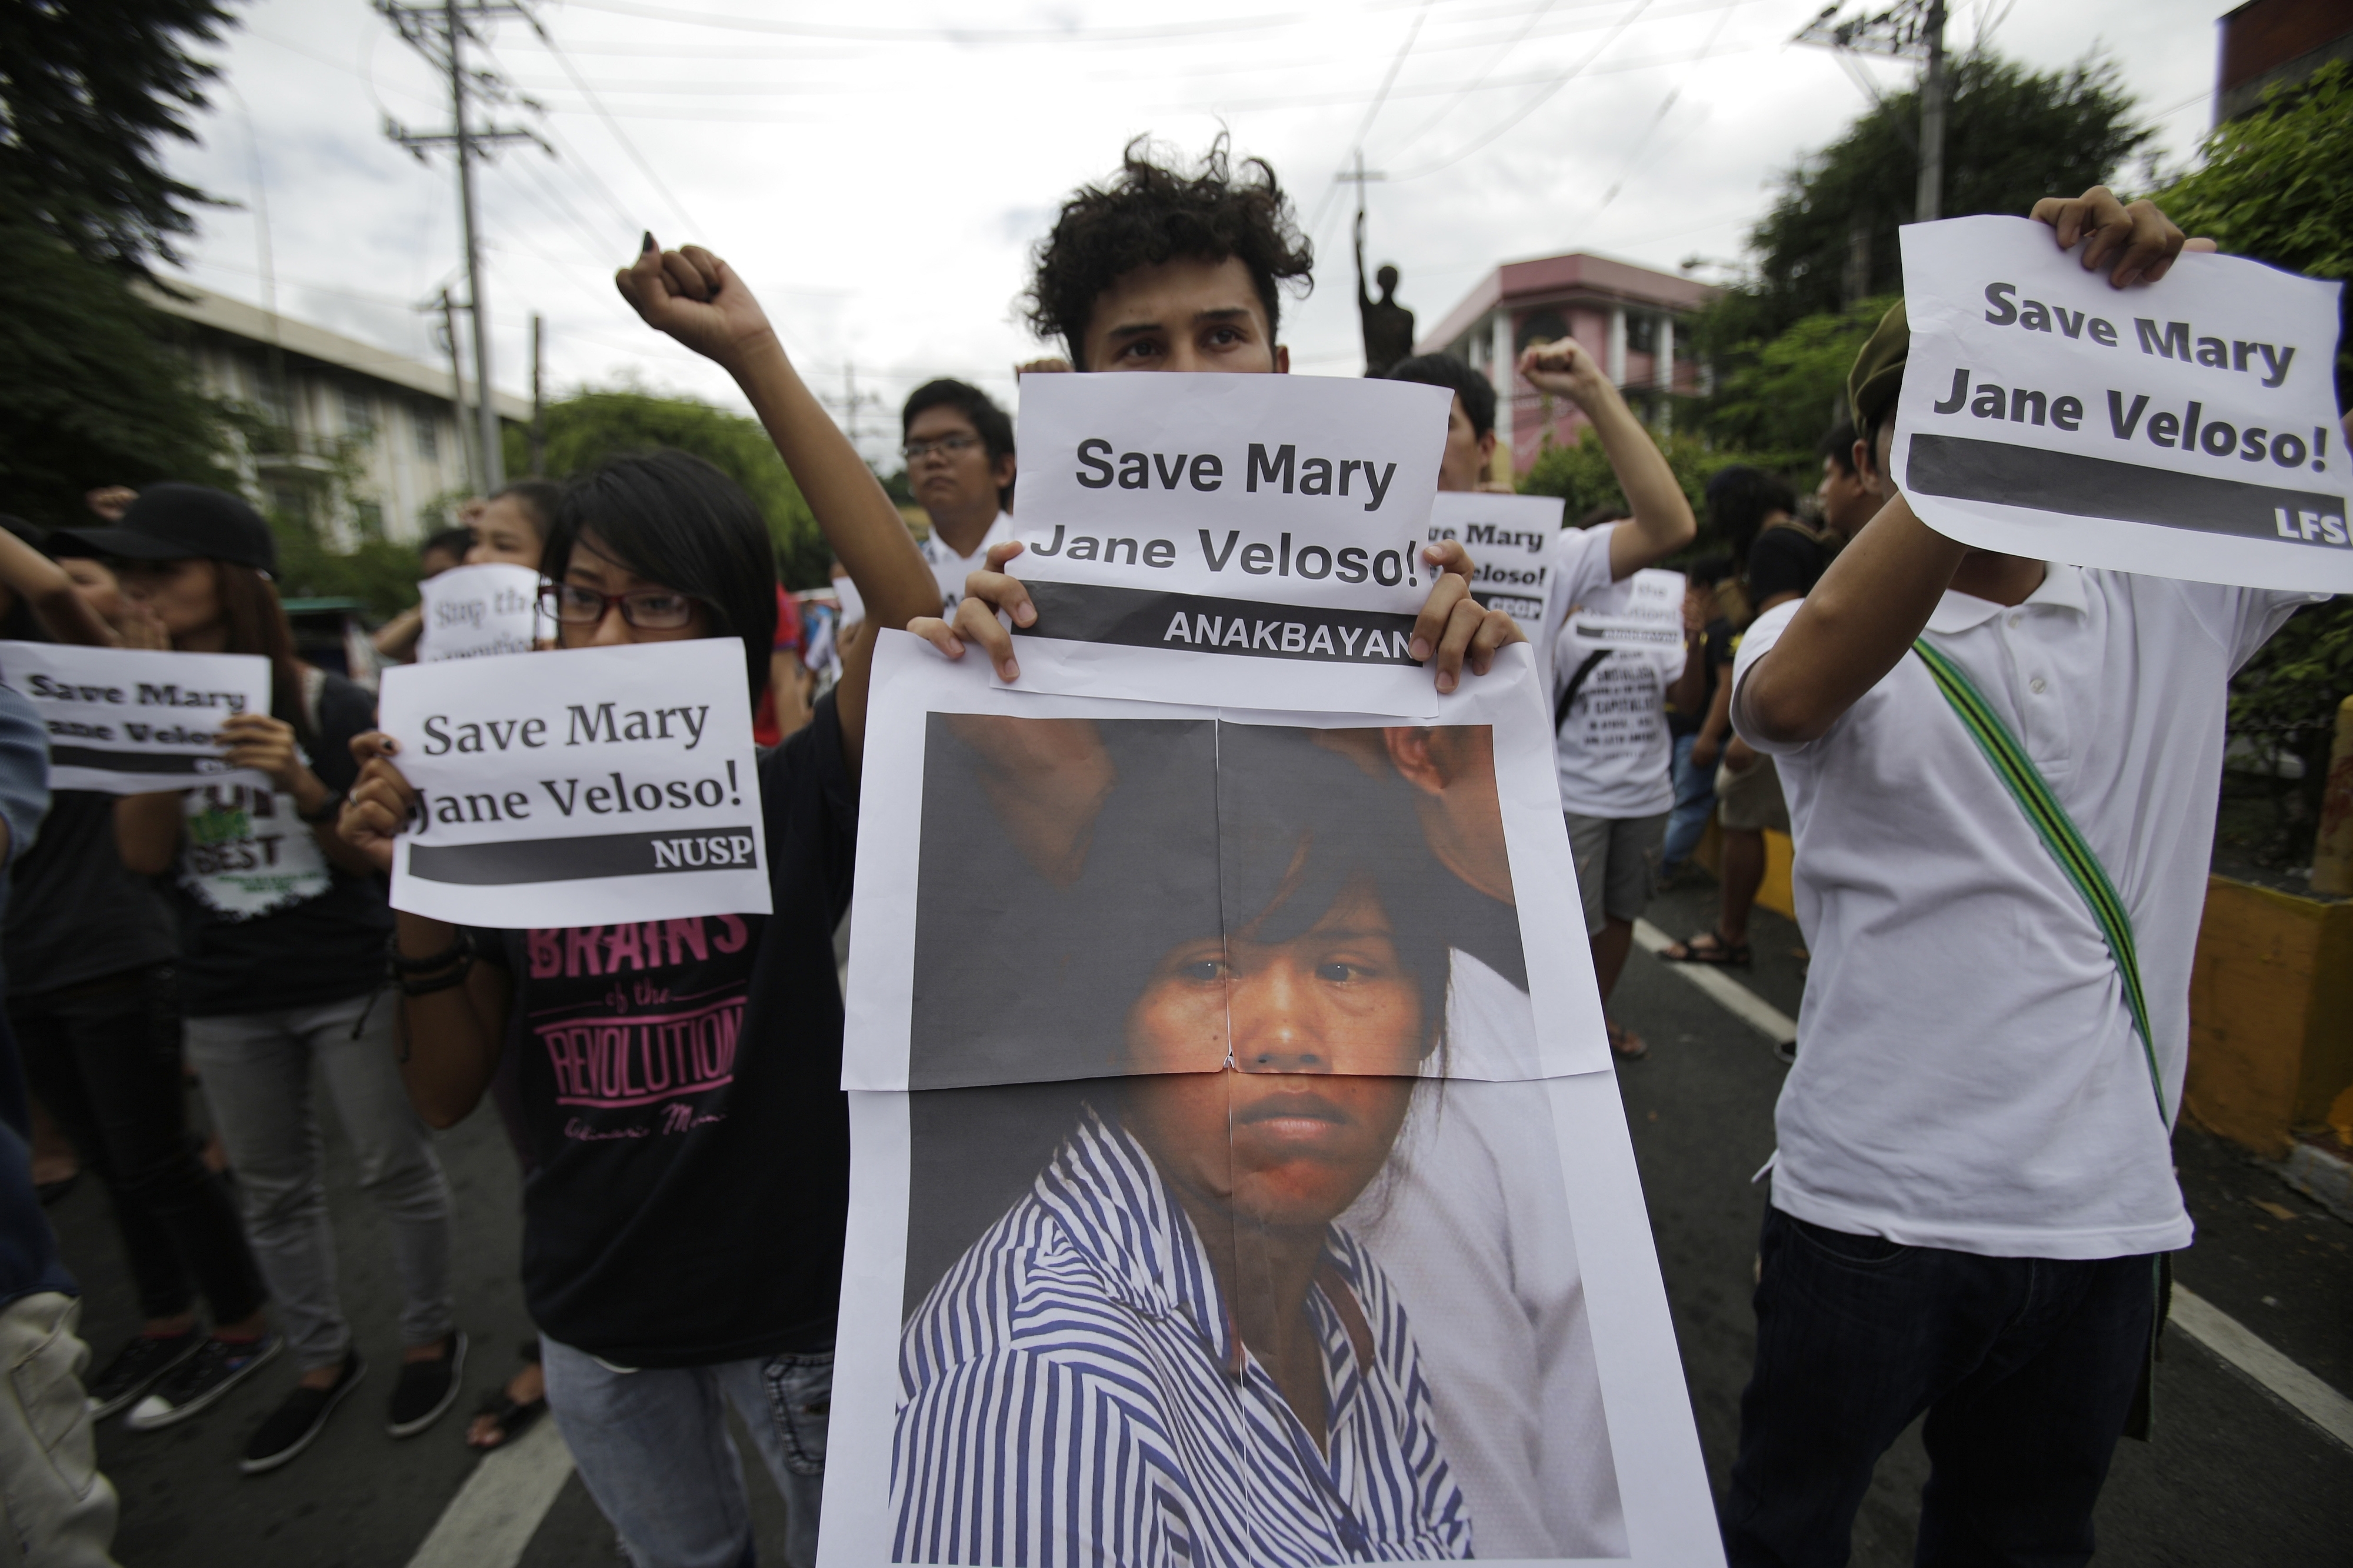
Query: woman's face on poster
1121 874 1428 1232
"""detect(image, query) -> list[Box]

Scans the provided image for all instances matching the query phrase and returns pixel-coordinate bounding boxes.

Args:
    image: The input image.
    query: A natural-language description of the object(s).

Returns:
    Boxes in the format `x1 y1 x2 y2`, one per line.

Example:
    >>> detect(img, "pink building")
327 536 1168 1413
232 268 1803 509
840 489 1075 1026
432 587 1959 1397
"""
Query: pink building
1415 252 1716 476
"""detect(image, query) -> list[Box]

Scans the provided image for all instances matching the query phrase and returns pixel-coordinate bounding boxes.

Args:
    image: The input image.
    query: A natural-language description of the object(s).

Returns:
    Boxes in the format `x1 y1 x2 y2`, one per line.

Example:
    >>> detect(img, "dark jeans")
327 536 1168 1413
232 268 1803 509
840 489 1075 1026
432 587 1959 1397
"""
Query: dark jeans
1725 1203 2156 1568
15 966 266 1327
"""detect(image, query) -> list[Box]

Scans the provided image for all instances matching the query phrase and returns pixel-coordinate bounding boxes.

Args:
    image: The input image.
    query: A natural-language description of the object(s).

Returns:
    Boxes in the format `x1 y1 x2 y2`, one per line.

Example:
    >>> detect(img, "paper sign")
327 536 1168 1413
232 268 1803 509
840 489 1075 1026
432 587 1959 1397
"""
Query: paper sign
820 633 1724 1568
415 563 541 662
376 639 769 926
0 643 271 793
1004 372 1455 714
1897 215 2351 590
1427 490 1568 636
1565 566 1685 656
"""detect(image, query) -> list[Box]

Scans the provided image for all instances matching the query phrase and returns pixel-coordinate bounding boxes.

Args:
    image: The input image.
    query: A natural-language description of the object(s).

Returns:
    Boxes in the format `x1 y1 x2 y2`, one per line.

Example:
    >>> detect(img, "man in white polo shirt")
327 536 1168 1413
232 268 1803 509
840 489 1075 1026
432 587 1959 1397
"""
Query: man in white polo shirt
1722 188 2325 1566
902 379 1018 613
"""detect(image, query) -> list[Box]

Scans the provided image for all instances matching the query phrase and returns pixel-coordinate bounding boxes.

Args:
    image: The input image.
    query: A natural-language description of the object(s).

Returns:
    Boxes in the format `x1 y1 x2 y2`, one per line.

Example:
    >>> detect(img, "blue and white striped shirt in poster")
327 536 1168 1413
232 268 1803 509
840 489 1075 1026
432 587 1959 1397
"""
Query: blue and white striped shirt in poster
892 1108 1470 1566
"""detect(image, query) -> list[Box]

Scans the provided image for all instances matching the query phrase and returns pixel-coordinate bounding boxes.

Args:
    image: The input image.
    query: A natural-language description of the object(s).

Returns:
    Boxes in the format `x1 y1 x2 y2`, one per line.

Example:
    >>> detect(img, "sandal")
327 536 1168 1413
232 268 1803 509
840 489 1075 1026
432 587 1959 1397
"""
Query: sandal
1661 929 1751 966
464 1384 547 1450
1608 1022 1649 1060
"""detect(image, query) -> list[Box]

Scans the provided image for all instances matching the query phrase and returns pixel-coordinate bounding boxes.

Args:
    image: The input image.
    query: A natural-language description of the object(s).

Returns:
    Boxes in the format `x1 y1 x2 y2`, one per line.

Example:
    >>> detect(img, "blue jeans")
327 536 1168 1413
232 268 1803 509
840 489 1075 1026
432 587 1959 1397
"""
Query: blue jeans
1661 732 1717 874
541 1336 832 1568
1725 1204 2157 1567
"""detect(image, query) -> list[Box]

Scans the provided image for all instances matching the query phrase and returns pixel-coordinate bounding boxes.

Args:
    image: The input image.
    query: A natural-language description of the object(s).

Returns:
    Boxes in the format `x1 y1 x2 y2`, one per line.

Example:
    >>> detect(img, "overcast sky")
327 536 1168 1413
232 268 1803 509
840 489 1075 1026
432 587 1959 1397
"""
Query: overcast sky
158 0 2232 466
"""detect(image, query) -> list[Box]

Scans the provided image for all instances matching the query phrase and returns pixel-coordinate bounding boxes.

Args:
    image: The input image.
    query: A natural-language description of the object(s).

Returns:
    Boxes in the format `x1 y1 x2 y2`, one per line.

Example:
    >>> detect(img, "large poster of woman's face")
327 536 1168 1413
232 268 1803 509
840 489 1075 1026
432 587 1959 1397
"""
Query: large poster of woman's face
879 718 1615 1563
828 643 1724 1568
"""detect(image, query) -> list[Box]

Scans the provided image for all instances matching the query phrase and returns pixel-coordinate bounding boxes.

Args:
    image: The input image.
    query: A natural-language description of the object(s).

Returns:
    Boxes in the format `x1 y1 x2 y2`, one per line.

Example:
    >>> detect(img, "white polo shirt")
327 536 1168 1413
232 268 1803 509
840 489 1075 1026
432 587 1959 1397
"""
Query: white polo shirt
1545 525 1679 820
919 511 1016 616
1732 565 2319 1259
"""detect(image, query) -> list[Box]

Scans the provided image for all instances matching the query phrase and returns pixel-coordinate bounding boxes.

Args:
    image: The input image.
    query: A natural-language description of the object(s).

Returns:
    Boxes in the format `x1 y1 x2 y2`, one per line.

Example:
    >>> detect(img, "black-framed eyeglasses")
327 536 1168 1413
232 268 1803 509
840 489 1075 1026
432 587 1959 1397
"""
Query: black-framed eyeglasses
901 433 981 462
540 582 701 630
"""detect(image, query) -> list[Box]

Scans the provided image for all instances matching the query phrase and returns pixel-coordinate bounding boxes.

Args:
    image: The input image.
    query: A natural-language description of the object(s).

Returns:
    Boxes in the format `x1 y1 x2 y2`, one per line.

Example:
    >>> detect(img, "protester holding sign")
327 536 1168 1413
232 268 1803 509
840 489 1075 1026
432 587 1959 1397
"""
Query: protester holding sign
368 528 475 665
337 235 942 1568
64 486 462 1474
1518 340 1700 1062
4 534 276 1443
1722 189 2327 1564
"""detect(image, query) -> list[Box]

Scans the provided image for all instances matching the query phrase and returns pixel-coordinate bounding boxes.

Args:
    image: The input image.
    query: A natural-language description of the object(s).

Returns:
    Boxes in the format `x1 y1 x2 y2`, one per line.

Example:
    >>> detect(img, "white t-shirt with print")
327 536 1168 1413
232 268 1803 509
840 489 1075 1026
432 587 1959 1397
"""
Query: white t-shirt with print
919 511 1018 616
1732 568 2321 1259
1545 523 1678 819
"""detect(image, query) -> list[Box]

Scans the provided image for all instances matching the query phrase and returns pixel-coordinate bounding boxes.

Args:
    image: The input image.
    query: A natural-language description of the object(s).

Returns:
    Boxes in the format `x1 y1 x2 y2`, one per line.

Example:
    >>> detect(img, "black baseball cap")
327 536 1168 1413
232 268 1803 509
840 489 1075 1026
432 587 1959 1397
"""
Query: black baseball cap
48 483 277 574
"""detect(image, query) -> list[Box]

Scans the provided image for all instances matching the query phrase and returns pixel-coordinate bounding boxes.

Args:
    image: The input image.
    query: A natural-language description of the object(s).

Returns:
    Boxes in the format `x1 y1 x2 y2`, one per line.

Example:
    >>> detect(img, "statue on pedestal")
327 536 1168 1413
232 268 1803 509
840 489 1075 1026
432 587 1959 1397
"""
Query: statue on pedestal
1355 210 1415 378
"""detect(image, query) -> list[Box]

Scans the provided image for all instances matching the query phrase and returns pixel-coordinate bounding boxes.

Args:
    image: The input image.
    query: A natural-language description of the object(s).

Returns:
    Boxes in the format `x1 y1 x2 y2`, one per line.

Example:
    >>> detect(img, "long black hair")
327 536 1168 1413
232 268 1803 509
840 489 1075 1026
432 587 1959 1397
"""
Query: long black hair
543 452 778 702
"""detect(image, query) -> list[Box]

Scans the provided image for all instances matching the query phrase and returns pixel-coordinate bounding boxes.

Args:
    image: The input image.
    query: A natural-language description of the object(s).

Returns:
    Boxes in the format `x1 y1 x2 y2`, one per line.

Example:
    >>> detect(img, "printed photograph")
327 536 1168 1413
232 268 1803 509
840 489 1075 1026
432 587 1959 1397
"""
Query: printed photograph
892 1076 1624 1564
908 716 1541 1088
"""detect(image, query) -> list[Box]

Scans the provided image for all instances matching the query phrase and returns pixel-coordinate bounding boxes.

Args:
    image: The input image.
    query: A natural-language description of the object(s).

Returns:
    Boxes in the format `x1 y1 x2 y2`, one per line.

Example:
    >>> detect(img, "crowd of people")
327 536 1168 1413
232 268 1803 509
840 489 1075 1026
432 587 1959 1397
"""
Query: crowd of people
0 128 2329 1568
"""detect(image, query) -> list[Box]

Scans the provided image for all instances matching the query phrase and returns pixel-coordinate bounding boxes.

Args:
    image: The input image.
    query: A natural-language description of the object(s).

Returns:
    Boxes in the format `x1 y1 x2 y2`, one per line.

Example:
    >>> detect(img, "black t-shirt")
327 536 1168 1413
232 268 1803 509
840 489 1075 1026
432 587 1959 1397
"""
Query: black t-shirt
478 693 856 1368
1665 616 1735 739
1745 525 1832 609
6 792 178 997
166 671 394 1016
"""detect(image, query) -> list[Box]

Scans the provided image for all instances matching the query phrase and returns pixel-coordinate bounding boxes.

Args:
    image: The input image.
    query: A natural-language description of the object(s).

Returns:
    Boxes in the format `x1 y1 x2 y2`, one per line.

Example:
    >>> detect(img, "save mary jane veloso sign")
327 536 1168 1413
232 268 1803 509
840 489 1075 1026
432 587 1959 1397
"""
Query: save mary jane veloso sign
1895 215 2349 592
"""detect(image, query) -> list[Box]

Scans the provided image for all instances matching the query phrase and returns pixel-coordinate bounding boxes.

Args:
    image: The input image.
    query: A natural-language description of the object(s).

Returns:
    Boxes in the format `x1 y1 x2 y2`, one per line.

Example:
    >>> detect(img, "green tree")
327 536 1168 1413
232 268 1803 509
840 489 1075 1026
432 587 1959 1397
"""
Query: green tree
510 386 832 588
1697 294 1899 455
0 0 245 528
1690 51 2150 453
1518 425 1774 559
2155 62 2353 859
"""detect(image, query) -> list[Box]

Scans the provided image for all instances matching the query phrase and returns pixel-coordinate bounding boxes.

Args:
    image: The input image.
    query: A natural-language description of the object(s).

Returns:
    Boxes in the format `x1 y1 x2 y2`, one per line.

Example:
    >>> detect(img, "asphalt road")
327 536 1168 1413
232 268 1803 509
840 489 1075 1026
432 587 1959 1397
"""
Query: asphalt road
43 880 2353 1565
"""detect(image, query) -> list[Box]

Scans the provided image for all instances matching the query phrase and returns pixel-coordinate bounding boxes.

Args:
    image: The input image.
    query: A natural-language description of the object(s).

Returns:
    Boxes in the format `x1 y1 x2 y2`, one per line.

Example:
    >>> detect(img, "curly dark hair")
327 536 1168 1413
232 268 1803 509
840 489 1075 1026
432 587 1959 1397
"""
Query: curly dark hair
1026 135 1314 368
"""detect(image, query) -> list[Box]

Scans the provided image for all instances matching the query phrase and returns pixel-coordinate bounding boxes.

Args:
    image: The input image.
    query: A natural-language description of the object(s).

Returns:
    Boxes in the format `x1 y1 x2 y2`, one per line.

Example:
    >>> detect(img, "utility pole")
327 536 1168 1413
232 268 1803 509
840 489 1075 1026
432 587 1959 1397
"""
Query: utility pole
1794 1 1949 222
528 311 546 476
821 365 884 463
427 288 481 495
378 0 549 494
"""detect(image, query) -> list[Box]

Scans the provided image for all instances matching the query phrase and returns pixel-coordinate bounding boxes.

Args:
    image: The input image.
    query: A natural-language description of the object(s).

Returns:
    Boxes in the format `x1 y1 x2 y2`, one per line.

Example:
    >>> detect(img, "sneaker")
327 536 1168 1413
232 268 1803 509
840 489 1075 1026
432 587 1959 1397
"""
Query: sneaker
387 1330 468 1438
87 1330 204 1420
124 1332 283 1431
240 1349 365 1475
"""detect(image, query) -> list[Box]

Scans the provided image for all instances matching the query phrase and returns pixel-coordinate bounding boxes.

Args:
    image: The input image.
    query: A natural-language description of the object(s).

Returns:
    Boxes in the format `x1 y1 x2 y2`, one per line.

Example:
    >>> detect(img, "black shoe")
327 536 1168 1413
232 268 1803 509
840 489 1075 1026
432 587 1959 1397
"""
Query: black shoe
240 1349 365 1474
88 1330 204 1420
124 1332 284 1431
388 1330 468 1438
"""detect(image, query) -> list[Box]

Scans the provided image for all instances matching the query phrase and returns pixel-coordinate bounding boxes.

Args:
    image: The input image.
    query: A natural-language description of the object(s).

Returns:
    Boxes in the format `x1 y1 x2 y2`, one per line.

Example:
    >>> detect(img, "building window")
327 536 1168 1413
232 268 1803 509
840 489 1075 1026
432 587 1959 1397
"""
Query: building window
266 481 308 523
1514 311 1568 355
413 403 440 461
1627 314 1658 355
342 385 375 438
355 501 385 539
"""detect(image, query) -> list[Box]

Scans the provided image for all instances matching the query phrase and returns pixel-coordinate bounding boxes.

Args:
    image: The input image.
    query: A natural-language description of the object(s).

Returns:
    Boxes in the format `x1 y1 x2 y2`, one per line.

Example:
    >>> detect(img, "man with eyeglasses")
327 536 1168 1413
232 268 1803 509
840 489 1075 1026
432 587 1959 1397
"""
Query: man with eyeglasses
901 379 1017 615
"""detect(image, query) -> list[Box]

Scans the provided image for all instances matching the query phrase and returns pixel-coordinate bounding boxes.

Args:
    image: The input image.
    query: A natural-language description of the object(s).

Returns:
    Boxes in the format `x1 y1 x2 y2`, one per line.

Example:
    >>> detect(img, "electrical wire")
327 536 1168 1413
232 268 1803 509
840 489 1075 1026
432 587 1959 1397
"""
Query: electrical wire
557 0 1307 45
1386 0 1659 181
521 17 705 236
1382 0 1561 157
1595 0 1747 210
1303 0 1438 246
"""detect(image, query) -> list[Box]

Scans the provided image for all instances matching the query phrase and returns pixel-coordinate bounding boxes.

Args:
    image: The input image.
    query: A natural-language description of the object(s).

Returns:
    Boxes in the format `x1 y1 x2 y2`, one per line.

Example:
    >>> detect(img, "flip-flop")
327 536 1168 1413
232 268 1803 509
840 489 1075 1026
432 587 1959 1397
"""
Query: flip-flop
1608 1022 1649 1060
1661 930 1752 966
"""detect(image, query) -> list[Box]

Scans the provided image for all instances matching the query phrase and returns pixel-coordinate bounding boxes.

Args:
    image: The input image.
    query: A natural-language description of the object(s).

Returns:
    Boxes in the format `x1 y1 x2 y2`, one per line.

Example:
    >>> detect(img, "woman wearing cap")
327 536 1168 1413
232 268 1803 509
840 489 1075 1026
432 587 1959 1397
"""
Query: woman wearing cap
68 486 464 1474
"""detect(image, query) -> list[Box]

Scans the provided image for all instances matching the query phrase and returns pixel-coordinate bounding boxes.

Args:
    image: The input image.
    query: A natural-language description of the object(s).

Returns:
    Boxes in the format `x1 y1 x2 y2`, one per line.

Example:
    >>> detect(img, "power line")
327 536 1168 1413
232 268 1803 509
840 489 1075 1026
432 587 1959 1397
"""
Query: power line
1305 0 1437 245
1387 0 1660 181
556 0 1308 45
1595 0 1747 210
521 13 704 236
1382 0 1562 158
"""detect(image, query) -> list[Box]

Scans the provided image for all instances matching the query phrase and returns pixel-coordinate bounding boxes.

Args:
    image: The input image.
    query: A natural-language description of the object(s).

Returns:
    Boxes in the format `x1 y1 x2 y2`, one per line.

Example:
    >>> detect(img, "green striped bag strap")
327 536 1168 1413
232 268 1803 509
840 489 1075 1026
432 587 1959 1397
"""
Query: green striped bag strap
1910 637 2169 1126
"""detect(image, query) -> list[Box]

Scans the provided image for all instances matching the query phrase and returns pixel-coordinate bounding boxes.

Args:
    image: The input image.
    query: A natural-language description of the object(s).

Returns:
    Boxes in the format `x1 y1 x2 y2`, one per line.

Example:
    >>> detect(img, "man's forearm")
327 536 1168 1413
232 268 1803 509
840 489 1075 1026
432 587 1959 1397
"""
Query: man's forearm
1739 494 1967 745
727 338 936 636
1588 389 1695 576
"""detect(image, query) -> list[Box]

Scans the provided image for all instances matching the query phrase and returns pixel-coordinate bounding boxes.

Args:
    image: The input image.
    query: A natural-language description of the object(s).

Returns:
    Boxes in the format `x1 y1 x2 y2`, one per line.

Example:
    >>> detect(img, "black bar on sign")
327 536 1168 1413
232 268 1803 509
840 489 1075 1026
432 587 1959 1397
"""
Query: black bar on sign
50 746 222 775
1903 433 2348 546
408 825 760 886
1017 579 1424 663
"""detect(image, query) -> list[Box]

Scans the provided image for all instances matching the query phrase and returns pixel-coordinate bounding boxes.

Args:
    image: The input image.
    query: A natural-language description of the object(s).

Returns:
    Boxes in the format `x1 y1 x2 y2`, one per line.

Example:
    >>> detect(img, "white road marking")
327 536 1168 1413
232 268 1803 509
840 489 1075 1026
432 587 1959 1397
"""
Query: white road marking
1632 919 1798 1046
1631 917 2353 1454
404 1416 575 1568
2170 1286 2353 1452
